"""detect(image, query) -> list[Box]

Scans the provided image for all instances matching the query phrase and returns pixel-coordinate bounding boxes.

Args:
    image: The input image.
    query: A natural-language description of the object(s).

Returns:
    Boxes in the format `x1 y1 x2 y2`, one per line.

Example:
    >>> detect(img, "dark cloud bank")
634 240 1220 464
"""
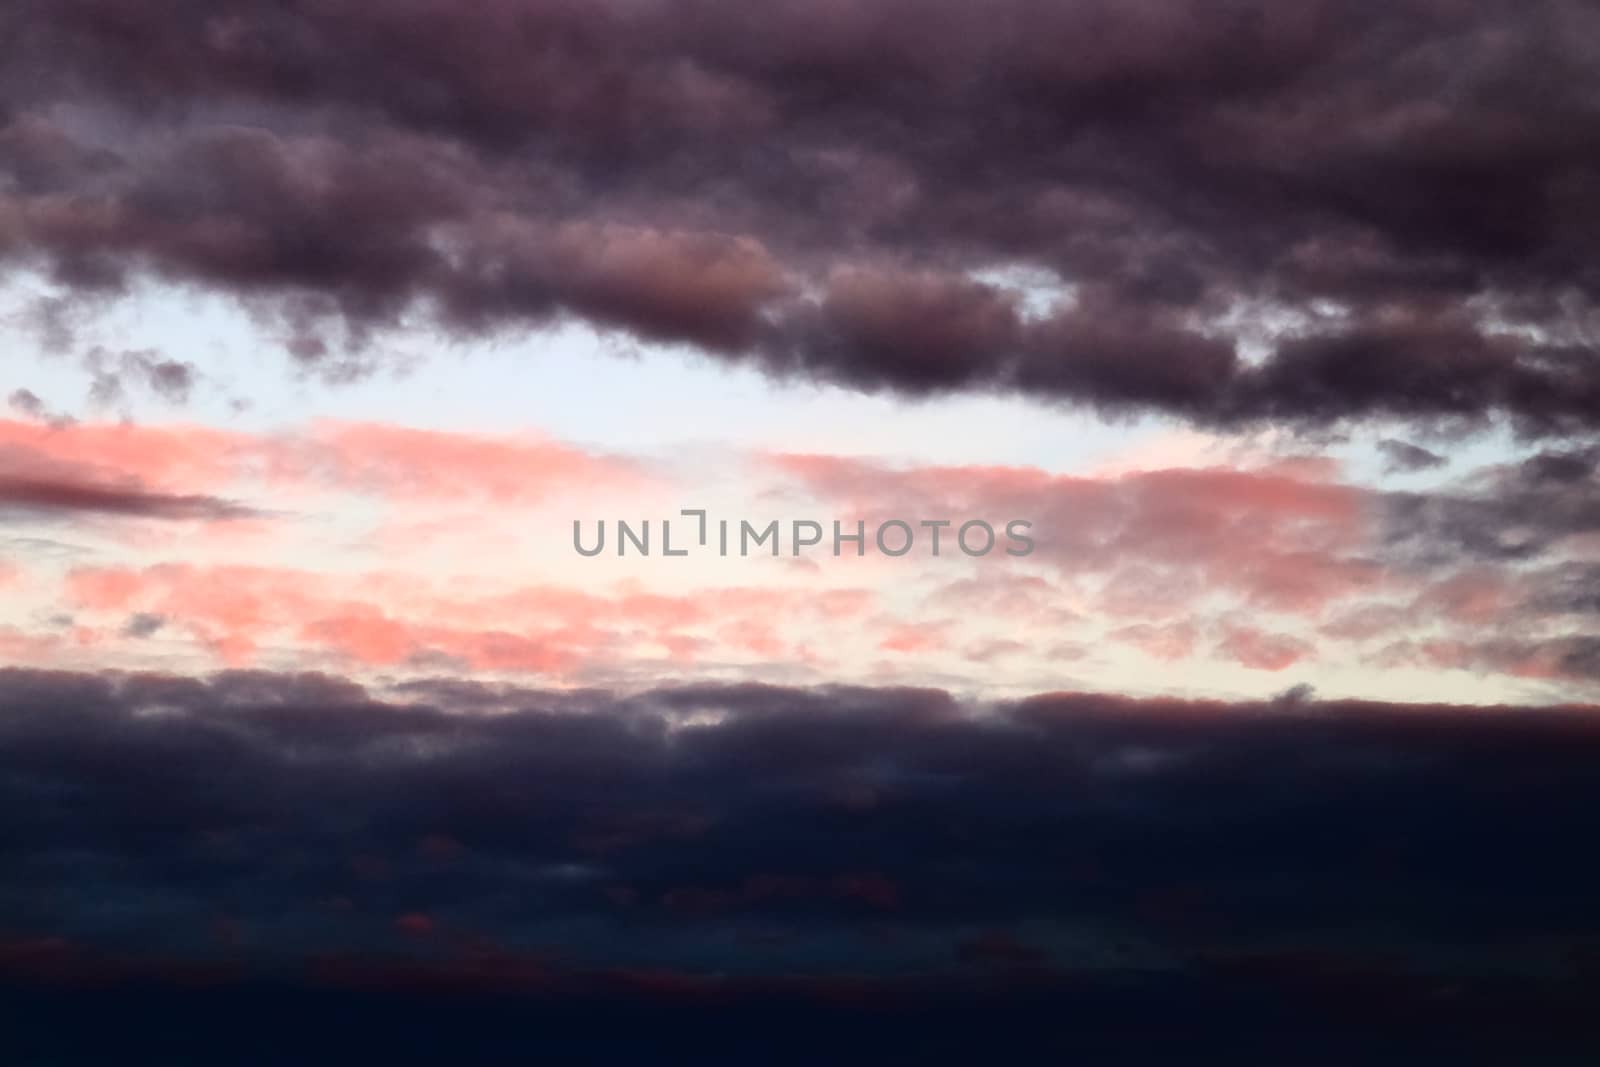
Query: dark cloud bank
2 669 1599 1062
2 0 1599 431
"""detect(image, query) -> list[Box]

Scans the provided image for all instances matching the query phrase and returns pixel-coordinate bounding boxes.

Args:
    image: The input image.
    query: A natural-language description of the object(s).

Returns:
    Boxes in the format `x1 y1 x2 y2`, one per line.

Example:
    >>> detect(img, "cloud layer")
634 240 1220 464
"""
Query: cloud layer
2 415 1596 698
4 0 1599 428
0 671 1596 968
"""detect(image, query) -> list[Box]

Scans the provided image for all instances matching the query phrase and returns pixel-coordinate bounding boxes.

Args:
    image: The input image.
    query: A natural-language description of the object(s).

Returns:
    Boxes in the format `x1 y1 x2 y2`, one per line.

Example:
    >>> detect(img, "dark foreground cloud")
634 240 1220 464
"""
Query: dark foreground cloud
2 1 1599 430
0 669 1598 1061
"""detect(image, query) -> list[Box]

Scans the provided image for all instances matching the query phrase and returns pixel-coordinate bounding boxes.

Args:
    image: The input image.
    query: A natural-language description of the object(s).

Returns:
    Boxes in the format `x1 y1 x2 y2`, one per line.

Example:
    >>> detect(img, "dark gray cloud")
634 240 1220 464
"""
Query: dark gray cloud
1380 446 1600 566
1 0 1597 429
0 473 257 521
1377 439 1447 474
120 612 168 638
6 389 46 420
83 347 199 408
0 668 1597 975
1527 562 1600 617
1 668 1596 1060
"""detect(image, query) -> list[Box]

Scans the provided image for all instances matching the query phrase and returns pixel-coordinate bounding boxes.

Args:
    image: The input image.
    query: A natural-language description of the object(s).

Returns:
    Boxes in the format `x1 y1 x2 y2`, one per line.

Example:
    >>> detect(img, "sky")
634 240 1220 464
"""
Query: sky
3 269 1594 706
2 1 1600 1061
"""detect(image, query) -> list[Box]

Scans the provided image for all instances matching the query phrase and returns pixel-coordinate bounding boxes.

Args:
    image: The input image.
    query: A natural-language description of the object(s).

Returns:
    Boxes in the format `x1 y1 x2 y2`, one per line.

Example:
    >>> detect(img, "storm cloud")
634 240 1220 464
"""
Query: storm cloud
2 0 1598 429
2 668 1598 970
0 669 1598 1060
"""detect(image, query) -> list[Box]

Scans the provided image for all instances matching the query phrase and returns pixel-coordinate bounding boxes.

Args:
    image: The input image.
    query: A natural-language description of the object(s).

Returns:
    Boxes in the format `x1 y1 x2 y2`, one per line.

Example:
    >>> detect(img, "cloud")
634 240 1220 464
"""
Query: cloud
1380 446 1600 565
83 348 199 408
0 668 1596 1008
772 452 1378 615
1 419 1590 693
769 447 1600 688
119 612 167 638
0 472 258 521
1 669 1597 1059
6 389 47 420
52 561 883 677
1377 439 1447 474
2 1 1598 428
1379 634 1600 683
0 417 644 507
1213 624 1315 672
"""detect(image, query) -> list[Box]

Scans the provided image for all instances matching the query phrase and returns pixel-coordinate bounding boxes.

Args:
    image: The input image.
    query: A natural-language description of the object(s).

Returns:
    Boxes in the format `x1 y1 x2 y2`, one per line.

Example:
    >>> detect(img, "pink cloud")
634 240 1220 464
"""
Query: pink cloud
877 621 950 654
0 417 644 510
1214 625 1316 671
55 562 879 677
768 453 1379 620
1112 621 1199 661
